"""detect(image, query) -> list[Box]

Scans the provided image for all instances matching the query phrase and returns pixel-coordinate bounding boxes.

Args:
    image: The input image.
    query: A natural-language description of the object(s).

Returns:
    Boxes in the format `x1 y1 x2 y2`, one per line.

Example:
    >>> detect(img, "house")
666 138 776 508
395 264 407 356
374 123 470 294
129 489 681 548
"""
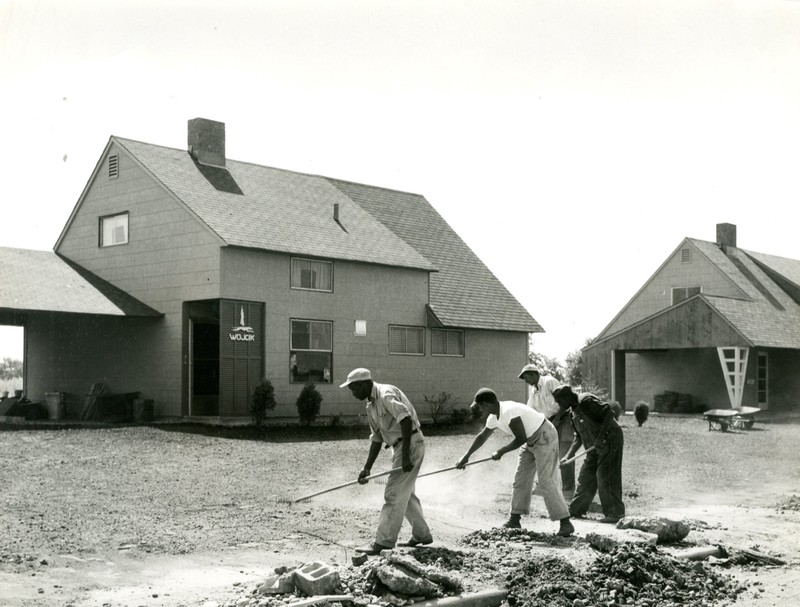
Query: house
583 223 800 413
0 118 541 421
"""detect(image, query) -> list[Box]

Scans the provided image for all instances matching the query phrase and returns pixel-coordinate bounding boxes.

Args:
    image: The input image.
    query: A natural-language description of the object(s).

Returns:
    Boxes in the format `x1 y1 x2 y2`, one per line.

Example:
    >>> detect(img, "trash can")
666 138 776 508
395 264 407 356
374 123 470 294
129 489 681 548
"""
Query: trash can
45 392 66 420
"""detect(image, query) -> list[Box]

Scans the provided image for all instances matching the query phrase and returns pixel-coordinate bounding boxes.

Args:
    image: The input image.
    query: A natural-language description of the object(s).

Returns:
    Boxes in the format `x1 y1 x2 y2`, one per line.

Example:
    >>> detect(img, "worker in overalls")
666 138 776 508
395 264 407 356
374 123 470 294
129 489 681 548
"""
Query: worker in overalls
552 385 625 524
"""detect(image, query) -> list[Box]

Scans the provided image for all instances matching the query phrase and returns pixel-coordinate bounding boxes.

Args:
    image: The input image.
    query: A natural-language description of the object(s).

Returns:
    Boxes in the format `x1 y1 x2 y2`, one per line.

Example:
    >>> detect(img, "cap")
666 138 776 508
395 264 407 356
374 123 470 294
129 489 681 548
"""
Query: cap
339 367 372 388
518 363 541 379
552 384 575 400
471 387 497 406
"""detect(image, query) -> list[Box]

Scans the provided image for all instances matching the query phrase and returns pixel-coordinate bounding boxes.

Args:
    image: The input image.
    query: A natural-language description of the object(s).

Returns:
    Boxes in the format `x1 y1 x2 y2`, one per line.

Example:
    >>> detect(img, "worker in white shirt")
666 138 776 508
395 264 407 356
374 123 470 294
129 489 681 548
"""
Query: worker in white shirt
456 388 575 537
519 364 575 498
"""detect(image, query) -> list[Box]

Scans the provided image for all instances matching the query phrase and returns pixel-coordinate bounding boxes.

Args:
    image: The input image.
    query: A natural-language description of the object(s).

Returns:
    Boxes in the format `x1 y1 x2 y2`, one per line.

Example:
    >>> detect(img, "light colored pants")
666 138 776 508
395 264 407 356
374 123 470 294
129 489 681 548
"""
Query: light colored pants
375 432 431 547
511 419 570 521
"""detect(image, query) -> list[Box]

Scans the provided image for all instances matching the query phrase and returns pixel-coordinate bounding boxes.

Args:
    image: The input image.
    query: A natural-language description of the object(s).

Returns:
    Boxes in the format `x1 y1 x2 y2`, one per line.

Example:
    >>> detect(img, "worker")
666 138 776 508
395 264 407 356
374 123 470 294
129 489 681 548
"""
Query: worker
552 385 625 524
456 387 575 537
340 368 432 555
519 364 576 498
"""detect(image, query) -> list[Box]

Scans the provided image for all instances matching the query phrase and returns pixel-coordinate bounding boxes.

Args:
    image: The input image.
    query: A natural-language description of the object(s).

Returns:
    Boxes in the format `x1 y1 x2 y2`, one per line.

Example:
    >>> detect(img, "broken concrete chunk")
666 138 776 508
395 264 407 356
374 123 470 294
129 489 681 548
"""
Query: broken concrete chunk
375 563 441 598
258 571 296 594
615 516 690 543
385 553 463 591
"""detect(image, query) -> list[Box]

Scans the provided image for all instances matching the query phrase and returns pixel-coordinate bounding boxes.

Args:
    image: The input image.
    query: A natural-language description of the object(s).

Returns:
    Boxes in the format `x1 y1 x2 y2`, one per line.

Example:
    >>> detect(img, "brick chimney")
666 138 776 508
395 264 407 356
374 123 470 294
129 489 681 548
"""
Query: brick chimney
716 223 737 250
188 118 225 167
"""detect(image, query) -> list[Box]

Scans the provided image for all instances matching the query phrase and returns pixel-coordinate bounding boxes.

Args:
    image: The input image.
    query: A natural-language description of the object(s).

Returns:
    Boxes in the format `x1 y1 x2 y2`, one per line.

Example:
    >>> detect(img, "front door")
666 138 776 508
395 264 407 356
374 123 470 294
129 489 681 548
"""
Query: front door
190 320 220 416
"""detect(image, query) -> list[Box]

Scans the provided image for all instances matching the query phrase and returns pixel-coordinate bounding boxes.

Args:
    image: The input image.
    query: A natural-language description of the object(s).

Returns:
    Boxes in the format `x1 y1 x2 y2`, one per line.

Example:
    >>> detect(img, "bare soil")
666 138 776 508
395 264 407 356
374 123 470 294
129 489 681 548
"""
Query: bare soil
1 416 799 607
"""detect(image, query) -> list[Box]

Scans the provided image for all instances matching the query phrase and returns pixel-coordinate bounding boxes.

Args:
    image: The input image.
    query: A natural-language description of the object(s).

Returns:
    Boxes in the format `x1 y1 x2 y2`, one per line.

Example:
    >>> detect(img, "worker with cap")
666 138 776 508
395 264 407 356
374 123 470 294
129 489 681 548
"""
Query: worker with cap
552 384 625 524
340 368 432 555
456 387 575 536
519 364 575 498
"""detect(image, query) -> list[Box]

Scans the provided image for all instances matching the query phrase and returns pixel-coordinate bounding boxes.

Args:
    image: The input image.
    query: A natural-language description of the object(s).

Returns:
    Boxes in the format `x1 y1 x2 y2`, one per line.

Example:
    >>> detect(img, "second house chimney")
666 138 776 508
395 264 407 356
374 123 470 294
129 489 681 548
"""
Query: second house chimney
188 118 226 167
716 223 737 250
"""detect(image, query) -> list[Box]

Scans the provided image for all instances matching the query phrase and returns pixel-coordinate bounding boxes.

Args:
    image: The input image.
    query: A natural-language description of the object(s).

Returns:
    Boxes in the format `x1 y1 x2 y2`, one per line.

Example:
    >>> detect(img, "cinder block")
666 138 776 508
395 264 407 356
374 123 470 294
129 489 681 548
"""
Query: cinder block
257 572 295 594
351 553 368 566
293 561 340 596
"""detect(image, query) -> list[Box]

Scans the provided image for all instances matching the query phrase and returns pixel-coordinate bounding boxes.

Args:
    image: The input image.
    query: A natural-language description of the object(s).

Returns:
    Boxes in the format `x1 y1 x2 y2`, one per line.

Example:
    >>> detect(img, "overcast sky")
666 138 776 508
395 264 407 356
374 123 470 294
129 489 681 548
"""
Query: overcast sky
1 0 799 363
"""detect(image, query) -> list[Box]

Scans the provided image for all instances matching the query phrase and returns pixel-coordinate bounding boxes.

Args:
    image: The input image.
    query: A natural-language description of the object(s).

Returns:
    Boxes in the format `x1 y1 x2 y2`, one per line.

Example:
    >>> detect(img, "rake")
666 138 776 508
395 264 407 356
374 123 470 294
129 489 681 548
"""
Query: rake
376 455 495 484
284 467 403 504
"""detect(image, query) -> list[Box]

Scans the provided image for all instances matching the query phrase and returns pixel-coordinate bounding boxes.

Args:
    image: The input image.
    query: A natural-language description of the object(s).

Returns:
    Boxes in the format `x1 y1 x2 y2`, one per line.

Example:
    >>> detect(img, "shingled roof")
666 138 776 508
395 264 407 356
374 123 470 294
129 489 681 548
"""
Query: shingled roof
0 247 161 317
110 137 540 333
590 236 800 350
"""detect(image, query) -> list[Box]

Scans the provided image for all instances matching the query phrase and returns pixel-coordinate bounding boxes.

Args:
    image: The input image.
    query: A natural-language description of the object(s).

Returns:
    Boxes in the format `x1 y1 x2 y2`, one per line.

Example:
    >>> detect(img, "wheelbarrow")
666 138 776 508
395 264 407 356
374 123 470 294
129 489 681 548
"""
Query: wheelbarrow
703 407 760 432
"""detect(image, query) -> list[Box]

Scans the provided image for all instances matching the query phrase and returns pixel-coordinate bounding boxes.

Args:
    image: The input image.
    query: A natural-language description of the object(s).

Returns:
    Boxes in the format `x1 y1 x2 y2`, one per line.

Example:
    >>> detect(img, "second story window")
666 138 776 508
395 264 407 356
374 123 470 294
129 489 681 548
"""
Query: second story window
389 325 424 355
671 286 701 305
99 212 129 247
291 257 333 292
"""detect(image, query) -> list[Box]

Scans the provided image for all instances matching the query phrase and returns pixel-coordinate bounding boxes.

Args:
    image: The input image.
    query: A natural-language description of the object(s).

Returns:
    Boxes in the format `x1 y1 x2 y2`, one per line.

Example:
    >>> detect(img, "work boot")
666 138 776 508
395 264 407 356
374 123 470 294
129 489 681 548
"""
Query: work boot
557 517 575 537
502 513 521 529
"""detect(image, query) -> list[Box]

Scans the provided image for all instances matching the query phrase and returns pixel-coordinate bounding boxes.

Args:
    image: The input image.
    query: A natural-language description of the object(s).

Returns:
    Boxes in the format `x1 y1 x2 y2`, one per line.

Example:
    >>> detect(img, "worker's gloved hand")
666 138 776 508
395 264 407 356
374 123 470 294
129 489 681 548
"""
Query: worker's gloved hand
358 468 371 485
455 456 469 470
402 458 414 472
491 451 502 461
560 455 572 466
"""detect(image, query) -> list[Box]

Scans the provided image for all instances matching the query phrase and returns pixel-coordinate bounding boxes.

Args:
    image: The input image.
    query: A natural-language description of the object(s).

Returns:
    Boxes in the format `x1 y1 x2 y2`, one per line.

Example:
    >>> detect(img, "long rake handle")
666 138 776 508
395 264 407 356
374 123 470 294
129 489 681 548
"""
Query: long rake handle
417 455 495 479
560 446 595 466
292 466 403 503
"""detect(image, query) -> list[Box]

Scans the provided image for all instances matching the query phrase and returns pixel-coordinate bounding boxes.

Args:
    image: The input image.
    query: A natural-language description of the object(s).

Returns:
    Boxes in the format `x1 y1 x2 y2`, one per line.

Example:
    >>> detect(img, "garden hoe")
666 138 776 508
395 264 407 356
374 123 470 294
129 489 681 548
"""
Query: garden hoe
376 455 495 484
285 467 403 504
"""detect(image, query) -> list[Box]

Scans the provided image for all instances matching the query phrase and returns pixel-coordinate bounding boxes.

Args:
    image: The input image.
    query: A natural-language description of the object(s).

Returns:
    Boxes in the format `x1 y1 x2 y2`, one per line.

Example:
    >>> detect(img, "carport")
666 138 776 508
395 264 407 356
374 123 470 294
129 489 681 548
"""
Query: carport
0 246 162 413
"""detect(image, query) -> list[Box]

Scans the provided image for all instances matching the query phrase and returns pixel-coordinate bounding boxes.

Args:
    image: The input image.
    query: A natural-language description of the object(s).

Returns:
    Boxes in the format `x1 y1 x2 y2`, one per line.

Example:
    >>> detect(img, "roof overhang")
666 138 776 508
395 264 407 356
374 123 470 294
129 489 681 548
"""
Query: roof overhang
0 247 162 318
583 295 751 353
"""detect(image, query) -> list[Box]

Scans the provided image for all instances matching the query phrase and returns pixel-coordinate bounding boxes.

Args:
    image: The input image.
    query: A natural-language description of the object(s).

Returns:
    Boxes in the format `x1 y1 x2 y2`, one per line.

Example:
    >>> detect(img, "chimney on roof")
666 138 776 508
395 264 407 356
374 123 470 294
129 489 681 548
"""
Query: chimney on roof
188 118 226 167
716 223 737 251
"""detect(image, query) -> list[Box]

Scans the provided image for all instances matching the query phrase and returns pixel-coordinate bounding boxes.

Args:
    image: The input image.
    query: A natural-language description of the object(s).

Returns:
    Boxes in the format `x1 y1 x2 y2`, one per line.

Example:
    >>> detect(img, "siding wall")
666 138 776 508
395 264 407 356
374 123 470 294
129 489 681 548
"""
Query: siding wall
603 241 748 337
49 144 223 415
221 247 529 420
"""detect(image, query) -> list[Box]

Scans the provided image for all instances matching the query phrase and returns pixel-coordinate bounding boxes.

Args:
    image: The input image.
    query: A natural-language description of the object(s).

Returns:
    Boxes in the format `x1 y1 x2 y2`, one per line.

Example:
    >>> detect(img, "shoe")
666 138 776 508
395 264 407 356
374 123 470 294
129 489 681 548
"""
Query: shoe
599 516 621 524
557 521 575 537
354 542 392 555
502 518 521 529
398 537 433 547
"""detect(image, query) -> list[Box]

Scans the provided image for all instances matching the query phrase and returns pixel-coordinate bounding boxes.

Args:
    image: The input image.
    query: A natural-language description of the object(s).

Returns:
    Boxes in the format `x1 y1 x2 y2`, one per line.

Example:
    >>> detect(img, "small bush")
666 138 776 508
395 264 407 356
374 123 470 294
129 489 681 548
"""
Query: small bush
296 383 323 425
449 407 471 425
250 379 276 427
424 391 459 425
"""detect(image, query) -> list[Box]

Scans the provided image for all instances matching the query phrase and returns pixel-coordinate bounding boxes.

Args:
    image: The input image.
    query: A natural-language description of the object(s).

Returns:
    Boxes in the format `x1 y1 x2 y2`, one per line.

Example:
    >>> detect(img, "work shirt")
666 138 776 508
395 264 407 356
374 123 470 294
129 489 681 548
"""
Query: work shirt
366 382 422 447
486 401 545 438
527 374 561 418
570 392 621 451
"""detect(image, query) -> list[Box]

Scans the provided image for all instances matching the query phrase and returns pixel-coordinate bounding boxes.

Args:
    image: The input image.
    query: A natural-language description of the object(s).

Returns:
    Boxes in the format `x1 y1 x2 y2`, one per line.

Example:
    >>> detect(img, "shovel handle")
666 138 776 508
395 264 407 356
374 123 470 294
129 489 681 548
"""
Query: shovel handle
292 467 403 503
417 455 495 479
560 446 595 466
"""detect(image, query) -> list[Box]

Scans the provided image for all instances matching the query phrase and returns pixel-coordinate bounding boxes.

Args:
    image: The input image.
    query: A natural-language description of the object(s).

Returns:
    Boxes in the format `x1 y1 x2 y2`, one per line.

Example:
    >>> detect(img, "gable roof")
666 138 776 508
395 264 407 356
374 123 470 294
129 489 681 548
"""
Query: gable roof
92 137 539 333
587 235 800 351
0 247 162 317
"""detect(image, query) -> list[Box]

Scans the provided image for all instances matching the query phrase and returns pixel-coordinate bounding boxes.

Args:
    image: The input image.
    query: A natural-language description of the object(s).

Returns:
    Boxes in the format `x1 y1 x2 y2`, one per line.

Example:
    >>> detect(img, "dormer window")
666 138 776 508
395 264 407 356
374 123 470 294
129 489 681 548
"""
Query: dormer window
108 154 119 179
99 212 129 247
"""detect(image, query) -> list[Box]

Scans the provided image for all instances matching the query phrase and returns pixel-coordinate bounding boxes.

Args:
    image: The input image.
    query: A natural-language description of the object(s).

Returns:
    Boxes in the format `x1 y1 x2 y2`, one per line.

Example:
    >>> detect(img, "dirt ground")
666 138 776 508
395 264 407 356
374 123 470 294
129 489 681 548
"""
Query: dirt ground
1 416 799 607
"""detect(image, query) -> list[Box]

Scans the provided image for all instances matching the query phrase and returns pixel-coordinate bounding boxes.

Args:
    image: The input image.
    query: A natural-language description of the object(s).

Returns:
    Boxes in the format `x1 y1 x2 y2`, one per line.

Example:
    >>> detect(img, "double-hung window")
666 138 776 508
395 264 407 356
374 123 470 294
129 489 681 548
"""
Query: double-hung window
99 212 129 247
291 258 333 292
290 319 333 383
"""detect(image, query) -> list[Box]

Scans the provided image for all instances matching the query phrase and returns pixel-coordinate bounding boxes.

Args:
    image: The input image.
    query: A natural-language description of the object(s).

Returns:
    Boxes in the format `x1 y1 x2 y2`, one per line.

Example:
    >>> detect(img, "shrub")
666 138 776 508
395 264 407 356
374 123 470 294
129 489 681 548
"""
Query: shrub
424 391 458 425
296 383 322 425
449 407 471 425
250 379 276 427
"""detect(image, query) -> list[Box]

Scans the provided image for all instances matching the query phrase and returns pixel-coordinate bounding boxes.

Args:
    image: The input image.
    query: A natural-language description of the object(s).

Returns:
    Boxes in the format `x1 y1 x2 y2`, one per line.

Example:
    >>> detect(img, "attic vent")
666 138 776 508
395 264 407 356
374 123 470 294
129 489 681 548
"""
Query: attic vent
681 248 691 263
108 154 119 179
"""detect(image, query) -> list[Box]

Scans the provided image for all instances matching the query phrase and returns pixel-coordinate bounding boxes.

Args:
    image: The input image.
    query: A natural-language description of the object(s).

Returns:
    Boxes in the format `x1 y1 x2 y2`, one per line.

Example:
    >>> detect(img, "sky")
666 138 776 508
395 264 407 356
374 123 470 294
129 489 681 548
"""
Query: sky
1 0 799 363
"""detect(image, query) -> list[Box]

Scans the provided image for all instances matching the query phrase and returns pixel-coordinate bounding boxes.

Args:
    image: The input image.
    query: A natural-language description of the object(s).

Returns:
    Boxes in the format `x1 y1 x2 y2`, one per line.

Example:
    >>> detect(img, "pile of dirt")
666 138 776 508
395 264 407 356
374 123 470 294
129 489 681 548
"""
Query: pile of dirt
776 494 800 513
506 543 748 607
